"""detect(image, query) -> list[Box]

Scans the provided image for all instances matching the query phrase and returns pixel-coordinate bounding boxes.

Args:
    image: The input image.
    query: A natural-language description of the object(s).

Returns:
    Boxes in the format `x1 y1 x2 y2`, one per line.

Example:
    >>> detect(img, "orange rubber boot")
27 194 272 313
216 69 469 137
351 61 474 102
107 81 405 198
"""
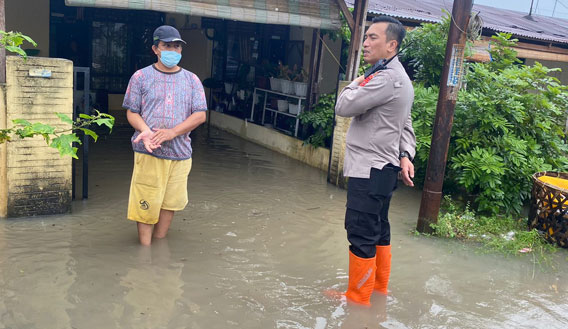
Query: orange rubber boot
374 245 392 294
345 251 376 306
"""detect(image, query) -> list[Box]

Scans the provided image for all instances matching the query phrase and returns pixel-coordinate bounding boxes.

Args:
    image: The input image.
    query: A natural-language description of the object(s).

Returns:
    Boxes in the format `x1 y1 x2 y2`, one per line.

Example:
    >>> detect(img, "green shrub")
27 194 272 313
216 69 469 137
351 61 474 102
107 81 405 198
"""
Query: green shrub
407 24 568 216
298 93 335 148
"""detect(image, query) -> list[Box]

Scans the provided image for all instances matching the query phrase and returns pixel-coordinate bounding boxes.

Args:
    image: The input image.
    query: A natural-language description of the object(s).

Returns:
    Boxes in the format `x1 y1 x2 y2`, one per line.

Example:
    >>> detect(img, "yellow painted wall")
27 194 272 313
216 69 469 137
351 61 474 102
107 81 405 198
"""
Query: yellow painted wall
328 81 351 188
6 0 50 57
1 56 74 218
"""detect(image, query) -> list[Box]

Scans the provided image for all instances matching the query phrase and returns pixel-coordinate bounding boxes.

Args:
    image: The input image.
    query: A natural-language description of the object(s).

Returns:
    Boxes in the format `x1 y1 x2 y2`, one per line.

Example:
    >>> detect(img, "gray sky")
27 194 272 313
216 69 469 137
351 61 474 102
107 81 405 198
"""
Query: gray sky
474 0 568 18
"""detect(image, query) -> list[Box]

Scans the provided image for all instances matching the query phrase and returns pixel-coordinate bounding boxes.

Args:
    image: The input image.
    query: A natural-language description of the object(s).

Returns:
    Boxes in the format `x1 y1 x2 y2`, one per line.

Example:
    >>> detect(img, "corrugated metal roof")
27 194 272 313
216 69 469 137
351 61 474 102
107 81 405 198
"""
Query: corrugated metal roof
345 0 568 45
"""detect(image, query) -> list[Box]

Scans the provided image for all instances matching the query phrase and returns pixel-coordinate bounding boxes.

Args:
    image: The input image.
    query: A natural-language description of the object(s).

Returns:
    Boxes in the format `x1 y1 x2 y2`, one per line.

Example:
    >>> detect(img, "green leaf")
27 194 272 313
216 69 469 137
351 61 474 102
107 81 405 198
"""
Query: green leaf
50 134 81 159
21 34 37 47
56 112 74 125
31 123 55 135
5 45 26 57
79 128 98 142
12 119 32 126
78 113 93 120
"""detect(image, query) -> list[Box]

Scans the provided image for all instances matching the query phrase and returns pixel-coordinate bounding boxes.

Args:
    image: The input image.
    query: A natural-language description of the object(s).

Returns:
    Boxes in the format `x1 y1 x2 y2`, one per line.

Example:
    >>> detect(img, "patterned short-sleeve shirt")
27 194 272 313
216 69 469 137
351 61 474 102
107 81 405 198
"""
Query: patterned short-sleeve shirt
122 65 207 160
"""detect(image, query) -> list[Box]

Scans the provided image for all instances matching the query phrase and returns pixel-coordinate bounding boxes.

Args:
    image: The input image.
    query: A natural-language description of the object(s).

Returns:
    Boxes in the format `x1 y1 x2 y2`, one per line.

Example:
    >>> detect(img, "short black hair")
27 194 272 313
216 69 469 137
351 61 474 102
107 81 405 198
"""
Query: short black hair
371 16 406 50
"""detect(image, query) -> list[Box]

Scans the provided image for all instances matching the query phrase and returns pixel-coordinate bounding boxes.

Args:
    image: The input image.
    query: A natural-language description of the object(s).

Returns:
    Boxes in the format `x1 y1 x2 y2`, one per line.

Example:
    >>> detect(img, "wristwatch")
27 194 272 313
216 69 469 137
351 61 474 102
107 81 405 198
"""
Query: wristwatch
399 151 413 161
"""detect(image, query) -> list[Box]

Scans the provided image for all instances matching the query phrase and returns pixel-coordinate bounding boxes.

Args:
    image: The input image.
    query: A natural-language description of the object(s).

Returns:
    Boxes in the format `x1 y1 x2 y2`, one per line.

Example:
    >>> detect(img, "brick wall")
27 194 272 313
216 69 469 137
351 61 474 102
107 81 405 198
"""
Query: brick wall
328 81 351 188
0 56 73 217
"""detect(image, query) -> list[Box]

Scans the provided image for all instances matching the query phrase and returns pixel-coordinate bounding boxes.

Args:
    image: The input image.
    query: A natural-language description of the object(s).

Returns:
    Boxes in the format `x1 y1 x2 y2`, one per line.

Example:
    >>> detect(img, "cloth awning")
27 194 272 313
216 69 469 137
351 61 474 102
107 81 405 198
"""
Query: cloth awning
65 0 341 30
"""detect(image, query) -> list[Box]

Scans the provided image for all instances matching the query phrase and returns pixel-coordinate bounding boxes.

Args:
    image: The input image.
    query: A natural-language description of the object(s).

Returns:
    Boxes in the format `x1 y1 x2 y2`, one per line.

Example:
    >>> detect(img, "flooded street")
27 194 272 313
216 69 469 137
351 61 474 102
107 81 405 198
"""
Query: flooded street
1 126 567 329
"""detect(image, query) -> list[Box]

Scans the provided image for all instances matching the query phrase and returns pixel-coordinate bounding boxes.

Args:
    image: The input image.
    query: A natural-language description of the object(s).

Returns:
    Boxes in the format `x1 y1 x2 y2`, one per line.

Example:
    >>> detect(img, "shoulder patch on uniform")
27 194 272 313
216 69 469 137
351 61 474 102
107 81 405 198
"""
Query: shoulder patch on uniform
359 72 380 87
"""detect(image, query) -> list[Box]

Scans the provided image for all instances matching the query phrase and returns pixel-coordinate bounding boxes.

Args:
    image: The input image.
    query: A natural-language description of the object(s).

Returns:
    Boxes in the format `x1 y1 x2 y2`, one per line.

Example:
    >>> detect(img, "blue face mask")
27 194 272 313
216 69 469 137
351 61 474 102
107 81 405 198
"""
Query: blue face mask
160 50 182 68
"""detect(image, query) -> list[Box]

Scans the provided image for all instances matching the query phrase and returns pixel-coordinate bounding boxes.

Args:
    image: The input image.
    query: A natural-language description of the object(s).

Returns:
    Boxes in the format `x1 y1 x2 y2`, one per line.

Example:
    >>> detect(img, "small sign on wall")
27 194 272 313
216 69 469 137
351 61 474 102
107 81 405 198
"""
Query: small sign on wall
28 69 52 78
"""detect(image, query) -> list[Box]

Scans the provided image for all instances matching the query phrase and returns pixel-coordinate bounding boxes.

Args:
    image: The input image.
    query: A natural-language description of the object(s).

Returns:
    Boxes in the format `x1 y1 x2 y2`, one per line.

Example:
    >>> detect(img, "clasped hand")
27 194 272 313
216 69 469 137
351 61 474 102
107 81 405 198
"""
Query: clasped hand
133 128 176 153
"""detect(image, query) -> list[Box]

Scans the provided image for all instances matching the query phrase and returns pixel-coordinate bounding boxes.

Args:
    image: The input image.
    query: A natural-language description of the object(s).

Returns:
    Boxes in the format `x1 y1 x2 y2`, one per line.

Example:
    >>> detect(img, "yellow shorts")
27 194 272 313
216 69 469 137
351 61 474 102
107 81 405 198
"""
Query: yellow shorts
127 152 192 224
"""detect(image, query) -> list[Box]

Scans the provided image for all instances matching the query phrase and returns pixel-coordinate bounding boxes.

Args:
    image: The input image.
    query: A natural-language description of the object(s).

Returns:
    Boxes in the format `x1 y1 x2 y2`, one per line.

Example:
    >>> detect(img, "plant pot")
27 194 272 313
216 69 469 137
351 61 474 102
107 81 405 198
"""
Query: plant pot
288 102 301 115
269 77 281 92
224 82 233 94
237 90 246 100
294 82 308 97
281 79 294 95
277 99 288 112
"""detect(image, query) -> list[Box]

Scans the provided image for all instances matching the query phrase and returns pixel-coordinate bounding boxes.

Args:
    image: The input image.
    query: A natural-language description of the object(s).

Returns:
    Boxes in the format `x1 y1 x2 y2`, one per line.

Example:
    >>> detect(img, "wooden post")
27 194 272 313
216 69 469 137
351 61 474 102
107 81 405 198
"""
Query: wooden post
305 28 321 112
345 0 368 81
335 0 354 32
0 0 5 84
417 0 473 233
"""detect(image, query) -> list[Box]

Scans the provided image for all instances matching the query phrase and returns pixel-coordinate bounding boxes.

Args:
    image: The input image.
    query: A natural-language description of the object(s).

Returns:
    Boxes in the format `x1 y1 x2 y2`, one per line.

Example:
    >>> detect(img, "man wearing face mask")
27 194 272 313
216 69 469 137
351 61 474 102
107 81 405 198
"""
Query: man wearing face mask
122 25 207 246
335 16 415 306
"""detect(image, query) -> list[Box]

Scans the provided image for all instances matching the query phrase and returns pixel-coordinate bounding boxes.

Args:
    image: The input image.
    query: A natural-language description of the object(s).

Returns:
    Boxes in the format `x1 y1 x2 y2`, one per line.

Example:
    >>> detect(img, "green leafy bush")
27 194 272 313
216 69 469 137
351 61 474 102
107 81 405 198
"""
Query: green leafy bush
298 93 335 148
400 15 450 87
407 25 568 216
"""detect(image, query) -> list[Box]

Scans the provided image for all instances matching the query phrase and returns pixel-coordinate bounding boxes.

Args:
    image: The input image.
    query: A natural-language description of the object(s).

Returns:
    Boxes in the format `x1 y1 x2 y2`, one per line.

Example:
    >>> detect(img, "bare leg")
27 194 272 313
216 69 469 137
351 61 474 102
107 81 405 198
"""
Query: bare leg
153 209 174 239
137 222 153 246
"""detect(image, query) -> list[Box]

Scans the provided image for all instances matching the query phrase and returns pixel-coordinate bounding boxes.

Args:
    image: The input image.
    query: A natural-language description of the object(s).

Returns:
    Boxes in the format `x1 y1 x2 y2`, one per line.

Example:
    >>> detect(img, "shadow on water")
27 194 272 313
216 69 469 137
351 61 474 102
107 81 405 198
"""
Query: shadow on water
1 126 567 328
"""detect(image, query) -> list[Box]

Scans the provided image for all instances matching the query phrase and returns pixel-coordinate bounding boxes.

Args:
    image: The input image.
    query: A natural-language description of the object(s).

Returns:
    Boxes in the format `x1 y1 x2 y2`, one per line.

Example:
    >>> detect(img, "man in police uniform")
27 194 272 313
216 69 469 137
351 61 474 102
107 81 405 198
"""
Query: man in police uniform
335 15 416 306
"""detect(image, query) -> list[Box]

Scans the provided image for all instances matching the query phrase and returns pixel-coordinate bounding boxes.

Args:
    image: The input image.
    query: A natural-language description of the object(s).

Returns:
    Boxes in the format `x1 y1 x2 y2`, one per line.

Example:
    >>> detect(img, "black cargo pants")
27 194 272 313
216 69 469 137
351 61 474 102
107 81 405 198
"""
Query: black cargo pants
345 164 400 258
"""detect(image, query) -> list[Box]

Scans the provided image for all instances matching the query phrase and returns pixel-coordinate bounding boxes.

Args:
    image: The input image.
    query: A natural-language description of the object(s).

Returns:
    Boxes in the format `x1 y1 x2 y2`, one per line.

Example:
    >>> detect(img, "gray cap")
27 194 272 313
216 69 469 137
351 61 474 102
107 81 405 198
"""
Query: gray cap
153 25 186 44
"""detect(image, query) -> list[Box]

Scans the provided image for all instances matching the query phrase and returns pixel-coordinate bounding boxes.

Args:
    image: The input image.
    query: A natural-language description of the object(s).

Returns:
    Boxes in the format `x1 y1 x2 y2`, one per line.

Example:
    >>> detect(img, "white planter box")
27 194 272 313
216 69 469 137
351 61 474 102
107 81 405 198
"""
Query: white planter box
269 77 281 92
277 99 289 112
288 102 301 115
280 79 294 95
294 82 307 97
224 82 233 94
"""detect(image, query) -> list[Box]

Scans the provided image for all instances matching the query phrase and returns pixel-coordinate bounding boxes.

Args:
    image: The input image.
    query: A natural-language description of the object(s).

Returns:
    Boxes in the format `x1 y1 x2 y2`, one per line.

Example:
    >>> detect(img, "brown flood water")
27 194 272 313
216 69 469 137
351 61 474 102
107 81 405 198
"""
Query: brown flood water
1 126 567 329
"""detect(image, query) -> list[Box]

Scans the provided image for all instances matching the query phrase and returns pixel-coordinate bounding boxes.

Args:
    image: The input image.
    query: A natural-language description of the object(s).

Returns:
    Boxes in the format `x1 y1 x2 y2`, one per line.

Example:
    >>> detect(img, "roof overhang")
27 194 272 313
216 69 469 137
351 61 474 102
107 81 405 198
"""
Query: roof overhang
65 0 342 30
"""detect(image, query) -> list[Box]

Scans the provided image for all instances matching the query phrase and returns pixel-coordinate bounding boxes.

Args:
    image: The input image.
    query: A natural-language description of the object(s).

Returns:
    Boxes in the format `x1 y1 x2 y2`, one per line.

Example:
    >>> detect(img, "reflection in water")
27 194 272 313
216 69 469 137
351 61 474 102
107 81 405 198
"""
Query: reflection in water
0 126 567 328
120 239 184 328
0 222 75 329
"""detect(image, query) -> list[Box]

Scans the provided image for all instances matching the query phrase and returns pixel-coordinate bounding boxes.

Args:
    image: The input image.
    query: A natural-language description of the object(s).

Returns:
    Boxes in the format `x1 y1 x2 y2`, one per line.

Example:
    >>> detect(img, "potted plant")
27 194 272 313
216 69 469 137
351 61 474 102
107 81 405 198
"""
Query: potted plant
293 67 308 97
277 62 294 95
269 66 281 92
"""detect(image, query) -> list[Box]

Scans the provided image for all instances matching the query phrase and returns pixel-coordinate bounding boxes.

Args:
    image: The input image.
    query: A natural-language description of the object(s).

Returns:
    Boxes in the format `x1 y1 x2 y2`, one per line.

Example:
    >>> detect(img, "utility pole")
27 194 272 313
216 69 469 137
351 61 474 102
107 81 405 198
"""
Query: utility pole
416 0 473 233
0 0 5 83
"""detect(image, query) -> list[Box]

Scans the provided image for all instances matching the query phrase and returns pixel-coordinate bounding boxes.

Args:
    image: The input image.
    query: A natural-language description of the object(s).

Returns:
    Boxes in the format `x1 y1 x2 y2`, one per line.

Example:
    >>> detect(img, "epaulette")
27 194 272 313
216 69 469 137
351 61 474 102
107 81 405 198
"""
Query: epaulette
359 71 380 87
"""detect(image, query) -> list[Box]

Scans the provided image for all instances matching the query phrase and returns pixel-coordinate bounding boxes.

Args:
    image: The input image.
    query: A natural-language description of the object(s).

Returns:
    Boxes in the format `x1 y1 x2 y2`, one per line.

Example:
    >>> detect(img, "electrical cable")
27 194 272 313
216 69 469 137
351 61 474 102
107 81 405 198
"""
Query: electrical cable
442 0 483 41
